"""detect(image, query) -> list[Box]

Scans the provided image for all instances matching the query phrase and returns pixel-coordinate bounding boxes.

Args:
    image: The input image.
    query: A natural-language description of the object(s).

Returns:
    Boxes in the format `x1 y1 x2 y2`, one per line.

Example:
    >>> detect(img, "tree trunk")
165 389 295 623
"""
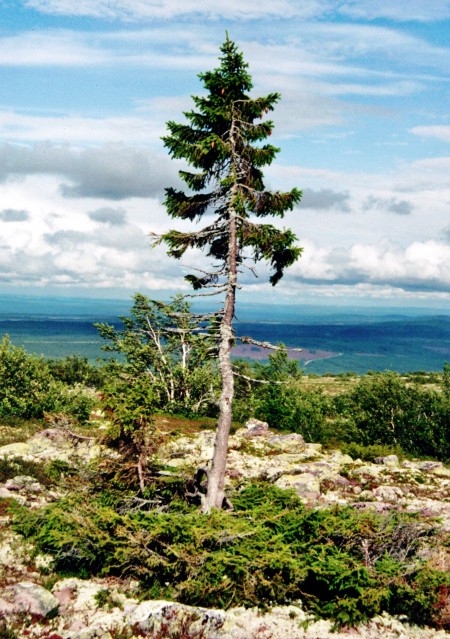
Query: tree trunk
202 205 237 512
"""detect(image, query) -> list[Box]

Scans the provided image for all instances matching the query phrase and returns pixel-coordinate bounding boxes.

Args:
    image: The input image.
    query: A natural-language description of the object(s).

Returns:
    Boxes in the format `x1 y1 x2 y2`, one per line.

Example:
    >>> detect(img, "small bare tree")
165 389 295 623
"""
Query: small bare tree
154 36 303 511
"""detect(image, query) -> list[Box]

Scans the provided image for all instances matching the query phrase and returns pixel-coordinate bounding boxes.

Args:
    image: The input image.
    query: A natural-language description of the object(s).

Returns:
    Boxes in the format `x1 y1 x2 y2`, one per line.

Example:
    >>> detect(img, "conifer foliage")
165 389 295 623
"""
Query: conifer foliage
155 36 303 511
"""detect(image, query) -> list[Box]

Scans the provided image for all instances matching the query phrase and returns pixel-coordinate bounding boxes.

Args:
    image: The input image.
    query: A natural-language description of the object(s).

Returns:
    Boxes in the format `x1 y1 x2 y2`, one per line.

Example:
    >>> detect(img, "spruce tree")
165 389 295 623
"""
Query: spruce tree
155 35 303 511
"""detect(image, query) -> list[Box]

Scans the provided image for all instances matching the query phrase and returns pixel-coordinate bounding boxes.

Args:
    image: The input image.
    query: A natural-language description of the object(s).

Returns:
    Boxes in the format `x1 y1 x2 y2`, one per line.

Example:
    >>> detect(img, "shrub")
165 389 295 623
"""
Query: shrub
0 336 59 418
255 384 330 441
0 456 78 488
341 442 403 462
0 337 97 423
12 481 449 629
95 294 220 417
47 355 107 387
0 457 51 486
53 383 98 424
334 372 450 461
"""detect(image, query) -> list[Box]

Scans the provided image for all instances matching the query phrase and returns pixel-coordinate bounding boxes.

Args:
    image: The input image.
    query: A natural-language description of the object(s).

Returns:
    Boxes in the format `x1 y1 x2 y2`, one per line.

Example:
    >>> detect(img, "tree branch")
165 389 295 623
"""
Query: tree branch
237 336 303 352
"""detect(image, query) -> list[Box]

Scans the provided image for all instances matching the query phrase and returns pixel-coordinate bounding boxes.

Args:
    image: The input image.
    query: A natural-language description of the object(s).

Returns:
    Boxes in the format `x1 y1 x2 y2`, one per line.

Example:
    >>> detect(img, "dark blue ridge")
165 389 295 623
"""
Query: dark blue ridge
0 311 449 374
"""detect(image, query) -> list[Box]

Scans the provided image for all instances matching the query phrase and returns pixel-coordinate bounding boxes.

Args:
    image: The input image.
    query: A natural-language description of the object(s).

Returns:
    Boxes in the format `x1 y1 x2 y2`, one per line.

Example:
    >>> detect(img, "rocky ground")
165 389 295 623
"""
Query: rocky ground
1 420 449 638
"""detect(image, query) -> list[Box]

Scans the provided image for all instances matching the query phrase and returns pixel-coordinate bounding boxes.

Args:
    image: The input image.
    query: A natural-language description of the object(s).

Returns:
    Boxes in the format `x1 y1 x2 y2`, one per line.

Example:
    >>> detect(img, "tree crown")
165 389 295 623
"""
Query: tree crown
157 36 302 289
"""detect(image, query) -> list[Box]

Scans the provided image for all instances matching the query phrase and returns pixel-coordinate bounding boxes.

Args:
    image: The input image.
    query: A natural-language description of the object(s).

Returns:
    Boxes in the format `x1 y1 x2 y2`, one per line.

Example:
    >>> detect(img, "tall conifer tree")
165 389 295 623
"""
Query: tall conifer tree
155 36 303 511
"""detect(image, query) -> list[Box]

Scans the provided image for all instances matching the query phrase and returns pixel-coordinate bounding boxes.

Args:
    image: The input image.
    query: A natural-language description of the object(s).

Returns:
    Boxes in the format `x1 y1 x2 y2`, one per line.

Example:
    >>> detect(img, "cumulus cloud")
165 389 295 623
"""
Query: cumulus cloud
88 207 127 225
348 241 450 291
282 239 450 294
0 208 29 222
364 196 413 216
300 188 350 211
0 142 176 200
0 211 182 291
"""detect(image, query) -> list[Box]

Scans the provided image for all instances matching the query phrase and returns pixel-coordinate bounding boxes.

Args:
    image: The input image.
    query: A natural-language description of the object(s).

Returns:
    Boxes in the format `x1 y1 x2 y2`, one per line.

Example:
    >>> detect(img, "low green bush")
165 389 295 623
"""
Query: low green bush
340 442 403 462
334 371 450 462
0 457 52 487
12 482 449 629
255 385 330 440
0 456 78 488
0 337 58 419
0 337 98 423
53 383 98 424
47 355 107 387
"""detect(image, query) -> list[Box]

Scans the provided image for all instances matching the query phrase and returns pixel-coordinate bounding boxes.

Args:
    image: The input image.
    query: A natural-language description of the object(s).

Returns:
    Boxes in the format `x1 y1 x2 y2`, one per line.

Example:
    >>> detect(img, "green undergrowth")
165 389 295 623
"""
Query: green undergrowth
339 442 404 462
0 417 43 447
11 481 450 629
0 456 78 487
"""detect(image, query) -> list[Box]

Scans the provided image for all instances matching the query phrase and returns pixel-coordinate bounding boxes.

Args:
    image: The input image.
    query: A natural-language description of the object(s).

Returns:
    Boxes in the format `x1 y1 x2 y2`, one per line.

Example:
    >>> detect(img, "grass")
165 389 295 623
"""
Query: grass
299 371 443 397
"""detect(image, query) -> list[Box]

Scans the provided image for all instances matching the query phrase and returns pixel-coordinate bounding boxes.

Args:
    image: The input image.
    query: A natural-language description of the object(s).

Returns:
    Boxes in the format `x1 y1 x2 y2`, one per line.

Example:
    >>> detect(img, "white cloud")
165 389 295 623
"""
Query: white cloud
339 0 450 22
24 0 328 20
270 239 450 296
349 240 450 289
0 112 163 145
0 31 107 66
0 142 177 200
23 0 450 23
410 126 450 142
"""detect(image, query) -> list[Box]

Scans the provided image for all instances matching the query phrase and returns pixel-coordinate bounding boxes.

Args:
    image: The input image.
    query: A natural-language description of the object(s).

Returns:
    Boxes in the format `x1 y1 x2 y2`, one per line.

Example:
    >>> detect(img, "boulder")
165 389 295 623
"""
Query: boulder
267 433 306 453
372 485 404 502
245 418 269 435
5 475 43 493
276 472 321 502
127 600 226 636
0 581 59 618
374 455 399 467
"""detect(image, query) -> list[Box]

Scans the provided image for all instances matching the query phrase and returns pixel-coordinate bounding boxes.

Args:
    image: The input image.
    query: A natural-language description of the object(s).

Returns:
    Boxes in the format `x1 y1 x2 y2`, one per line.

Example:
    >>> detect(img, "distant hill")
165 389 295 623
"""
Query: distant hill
0 295 449 373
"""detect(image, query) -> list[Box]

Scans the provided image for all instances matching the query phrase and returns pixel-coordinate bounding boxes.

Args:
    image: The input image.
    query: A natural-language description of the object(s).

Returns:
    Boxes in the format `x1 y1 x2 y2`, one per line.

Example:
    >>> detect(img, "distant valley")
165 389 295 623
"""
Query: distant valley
0 295 449 374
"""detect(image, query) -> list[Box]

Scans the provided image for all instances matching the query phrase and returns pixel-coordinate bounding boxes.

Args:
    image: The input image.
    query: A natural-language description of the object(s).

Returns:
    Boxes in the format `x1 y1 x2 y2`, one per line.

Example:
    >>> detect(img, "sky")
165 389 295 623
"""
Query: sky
1 0 449 310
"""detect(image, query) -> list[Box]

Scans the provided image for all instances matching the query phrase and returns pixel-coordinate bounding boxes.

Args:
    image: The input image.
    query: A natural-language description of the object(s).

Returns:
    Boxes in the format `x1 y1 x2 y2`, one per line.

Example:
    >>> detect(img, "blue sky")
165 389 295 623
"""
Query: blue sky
0 0 449 308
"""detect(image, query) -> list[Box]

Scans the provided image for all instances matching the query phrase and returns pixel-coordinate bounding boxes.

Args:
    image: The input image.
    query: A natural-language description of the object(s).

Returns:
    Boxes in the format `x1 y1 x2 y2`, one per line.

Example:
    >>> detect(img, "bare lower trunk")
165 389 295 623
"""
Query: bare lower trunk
202 209 237 513
202 106 241 513
202 318 235 511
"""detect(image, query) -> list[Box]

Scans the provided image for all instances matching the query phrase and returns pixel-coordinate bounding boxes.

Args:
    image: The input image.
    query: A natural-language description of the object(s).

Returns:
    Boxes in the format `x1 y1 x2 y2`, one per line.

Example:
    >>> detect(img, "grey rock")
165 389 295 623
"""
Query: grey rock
128 600 226 635
0 486 26 504
375 455 399 467
352 501 393 513
268 432 306 453
5 475 43 493
245 418 269 435
372 485 404 501
0 442 32 457
276 472 321 502
1 581 59 617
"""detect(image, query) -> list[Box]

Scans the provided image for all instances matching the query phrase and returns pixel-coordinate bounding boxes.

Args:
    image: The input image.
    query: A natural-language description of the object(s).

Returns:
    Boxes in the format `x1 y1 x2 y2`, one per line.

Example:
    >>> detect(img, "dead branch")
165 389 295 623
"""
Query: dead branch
64 428 96 441
237 336 303 352
232 370 288 385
